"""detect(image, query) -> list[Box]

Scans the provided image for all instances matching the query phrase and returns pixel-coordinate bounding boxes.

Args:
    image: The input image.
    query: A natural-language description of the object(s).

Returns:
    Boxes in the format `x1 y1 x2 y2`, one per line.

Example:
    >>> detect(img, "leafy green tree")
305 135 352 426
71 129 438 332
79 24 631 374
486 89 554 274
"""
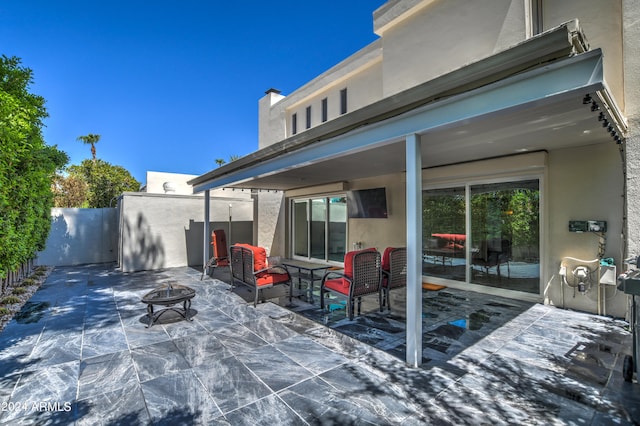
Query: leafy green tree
77 133 101 161
0 55 68 279
52 173 88 207
215 158 225 167
68 159 139 207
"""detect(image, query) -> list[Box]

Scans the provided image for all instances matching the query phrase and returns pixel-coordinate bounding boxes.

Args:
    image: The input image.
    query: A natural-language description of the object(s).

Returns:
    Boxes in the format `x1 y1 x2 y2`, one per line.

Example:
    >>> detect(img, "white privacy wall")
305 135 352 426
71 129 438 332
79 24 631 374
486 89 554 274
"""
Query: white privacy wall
37 208 118 266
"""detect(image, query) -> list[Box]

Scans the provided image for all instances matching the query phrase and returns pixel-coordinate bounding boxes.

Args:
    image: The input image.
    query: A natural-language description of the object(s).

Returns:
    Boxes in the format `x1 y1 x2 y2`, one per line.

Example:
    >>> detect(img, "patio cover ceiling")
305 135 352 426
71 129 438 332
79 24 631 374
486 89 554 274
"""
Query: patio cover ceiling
189 22 626 194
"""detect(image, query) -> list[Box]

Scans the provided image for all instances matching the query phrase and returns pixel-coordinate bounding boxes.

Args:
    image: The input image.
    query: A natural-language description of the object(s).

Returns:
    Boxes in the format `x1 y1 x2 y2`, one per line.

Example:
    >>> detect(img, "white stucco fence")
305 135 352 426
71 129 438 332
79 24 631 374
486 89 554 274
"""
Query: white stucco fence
117 192 254 273
37 208 118 267
36 193 257 273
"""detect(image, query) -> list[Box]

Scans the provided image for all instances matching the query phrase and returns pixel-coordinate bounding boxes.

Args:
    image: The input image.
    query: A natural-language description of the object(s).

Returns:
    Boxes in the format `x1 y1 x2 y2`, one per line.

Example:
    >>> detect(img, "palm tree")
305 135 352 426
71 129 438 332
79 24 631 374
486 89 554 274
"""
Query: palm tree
215 158 226 167
77 134 101 161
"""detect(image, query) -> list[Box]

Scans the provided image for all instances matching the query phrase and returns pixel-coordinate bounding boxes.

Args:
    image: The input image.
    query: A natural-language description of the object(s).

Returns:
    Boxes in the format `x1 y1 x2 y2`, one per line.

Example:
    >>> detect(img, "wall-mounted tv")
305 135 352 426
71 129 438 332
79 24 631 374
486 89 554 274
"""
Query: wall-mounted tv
347 187 388 218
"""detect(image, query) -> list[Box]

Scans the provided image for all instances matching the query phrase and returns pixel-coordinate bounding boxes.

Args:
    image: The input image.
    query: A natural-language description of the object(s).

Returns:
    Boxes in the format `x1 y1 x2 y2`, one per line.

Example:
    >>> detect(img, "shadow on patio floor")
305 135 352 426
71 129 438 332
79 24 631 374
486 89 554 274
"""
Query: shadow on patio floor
0 264 636 424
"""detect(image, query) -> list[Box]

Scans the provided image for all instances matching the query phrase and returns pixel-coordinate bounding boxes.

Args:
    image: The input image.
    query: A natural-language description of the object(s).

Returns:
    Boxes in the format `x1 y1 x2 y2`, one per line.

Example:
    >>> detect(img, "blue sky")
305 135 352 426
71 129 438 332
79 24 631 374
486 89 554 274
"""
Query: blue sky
1 1 386 184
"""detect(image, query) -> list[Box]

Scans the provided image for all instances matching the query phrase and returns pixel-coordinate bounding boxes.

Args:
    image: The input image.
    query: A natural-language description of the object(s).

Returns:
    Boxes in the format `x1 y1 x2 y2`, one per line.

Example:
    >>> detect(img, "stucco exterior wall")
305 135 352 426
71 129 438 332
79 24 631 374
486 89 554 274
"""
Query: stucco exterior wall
542 0 624 108
379 0 526 97
144 171 198 195
118 193 253 272
284 60 383 138
144 171 239 197
258 42 383 148
37 208 118 266
347 173 407 251
255 191 286 257
546 144 625 316
623 0 640 259
258 90 286 149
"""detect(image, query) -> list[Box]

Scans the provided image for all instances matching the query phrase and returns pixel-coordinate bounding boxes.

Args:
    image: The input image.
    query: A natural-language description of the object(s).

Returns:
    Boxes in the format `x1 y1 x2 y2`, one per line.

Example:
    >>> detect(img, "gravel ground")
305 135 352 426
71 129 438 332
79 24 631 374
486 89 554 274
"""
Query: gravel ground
0 266 52 333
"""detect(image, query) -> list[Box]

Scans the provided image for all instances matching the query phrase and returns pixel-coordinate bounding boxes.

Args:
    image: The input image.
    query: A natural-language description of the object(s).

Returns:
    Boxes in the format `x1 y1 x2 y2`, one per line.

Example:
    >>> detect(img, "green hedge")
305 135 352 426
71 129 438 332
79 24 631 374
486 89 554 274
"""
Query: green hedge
0 55 68 279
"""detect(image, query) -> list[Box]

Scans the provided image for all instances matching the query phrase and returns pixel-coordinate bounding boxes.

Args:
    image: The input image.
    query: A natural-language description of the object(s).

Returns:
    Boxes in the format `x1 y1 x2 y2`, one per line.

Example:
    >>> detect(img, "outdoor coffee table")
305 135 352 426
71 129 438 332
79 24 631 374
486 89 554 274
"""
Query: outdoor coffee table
141 282 196 328
281 259 333 304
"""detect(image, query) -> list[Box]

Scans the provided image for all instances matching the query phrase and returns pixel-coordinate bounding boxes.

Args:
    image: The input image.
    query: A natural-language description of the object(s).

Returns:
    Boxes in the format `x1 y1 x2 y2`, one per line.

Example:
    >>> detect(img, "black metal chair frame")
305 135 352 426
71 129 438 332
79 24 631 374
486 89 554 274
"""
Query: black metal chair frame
229 245 291 307
381 247 407 312
320 250 382 320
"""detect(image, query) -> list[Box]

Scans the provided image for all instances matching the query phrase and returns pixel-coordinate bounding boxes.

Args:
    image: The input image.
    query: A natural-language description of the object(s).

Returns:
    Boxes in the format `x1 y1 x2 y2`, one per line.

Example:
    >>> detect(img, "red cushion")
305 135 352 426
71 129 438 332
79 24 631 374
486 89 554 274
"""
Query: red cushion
381 247 395 271
324 278 350 294
234 243 267 271
343 248 377 278
432 233 466 243
256 272 289 286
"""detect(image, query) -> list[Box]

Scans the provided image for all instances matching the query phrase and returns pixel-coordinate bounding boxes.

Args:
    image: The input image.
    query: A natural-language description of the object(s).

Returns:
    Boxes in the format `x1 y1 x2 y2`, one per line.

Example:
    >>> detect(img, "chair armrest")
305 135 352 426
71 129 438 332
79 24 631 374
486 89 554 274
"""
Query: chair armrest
321 270 350 284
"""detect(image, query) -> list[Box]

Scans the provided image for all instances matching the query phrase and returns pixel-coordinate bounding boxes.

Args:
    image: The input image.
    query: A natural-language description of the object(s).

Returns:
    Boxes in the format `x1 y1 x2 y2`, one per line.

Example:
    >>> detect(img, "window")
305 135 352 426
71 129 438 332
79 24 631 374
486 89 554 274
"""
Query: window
292 196 347 263
423 179 540 294
340 88 347 115
321 98 328 122
527 0 543 37
292 113 297 135
306 106 312 129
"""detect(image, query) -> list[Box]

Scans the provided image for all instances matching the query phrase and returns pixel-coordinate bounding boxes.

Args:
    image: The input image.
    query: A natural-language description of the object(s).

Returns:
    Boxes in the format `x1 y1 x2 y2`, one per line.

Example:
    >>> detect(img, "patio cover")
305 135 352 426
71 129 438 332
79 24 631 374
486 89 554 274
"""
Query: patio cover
189 21 626 367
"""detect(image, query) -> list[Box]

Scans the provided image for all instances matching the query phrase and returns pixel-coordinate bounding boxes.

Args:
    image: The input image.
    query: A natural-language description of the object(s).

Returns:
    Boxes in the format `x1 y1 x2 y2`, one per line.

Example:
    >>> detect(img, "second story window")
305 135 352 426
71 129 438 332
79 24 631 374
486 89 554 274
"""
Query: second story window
306 106 312 129
321 98 328 122
340 88 347 115
292 113 297 135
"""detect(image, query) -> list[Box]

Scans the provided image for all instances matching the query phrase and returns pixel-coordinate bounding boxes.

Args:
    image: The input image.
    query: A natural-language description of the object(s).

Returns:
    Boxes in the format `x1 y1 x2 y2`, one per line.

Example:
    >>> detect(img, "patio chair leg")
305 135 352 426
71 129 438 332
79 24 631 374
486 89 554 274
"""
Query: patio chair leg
254 288 259 307
357 297 362 316
200 257 216 280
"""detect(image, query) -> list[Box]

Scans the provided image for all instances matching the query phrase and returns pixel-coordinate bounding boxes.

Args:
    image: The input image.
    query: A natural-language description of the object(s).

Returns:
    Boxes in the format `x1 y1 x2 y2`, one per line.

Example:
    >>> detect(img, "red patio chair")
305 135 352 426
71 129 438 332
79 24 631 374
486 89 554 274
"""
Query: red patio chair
320 248 382 320
381 247 407 312
201 229 229 280
229 244 291 307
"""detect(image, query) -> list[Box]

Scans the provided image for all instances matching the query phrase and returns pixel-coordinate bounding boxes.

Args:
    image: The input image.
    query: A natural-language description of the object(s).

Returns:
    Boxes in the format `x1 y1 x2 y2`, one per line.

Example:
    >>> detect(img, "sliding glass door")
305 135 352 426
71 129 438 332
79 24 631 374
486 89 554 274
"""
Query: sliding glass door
292 196 347 263
469 180 539 293
423 179 540 294
423 187 466 281
293 200 309 257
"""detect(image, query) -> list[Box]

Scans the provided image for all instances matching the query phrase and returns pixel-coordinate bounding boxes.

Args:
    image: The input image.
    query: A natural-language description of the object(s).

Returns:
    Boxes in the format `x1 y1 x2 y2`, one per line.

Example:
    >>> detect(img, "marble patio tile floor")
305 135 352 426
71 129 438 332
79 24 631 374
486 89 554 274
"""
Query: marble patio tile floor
0 263 637 424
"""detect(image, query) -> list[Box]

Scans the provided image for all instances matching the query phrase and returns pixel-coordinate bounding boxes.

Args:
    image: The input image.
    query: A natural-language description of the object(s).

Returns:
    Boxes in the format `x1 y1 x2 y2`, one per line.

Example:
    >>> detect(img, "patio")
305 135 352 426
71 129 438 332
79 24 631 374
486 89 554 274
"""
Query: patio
0 263 638 424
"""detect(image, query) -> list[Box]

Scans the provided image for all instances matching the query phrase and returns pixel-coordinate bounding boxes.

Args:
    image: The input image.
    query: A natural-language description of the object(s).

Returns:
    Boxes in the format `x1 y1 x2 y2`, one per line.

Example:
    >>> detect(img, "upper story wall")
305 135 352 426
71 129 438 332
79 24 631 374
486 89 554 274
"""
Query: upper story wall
258 42 383 148
376 0 624 106
376 0 528 97
258 0 627 149
541 0 624 110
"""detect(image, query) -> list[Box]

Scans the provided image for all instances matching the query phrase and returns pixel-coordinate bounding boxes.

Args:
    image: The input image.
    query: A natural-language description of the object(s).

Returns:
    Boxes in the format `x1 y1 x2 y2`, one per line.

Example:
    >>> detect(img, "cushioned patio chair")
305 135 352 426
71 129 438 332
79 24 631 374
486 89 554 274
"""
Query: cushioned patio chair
229 244 291 307
320 248 382 320
381 247 407 312
201 229 230 280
